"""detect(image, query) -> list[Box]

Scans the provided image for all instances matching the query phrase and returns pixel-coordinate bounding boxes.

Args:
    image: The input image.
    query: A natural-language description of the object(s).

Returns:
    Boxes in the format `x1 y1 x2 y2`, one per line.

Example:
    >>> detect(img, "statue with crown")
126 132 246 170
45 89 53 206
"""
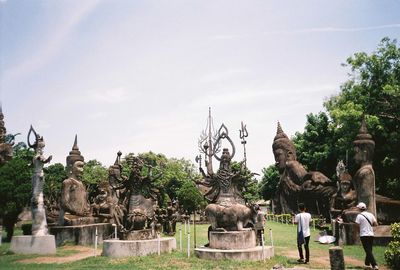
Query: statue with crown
194 109 274 261
10 126 56 255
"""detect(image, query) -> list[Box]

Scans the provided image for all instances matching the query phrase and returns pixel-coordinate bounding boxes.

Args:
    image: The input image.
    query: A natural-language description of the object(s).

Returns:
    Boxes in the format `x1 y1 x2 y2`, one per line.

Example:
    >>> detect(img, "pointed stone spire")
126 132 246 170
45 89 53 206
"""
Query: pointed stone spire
114 151 122 166
66 135 84 171
272 121 295 154
354 117 374 145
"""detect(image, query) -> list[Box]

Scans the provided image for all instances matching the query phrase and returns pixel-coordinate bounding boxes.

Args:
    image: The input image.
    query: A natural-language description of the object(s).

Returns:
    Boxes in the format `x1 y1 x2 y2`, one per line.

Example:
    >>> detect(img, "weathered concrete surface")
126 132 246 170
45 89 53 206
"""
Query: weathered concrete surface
49 223 112 246
329 246 345 270
10 235 56 255
209 230 256 250
195 245 274 261
102 237 176 258
335 222 393 246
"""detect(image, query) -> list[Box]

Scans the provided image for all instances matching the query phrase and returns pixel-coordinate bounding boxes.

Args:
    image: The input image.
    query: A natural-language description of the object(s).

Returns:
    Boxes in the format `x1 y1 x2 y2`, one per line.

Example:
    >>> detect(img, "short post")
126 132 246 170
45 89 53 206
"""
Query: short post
157 233 161 256
94 226 98 257
184 220 187 234
313 219 316 231
193 212 197 248
329 246 345 270
112 224 118 240
0 225 2 246
188 231 190 258
179 227 182 251
269 228 274 247
261 232 265 261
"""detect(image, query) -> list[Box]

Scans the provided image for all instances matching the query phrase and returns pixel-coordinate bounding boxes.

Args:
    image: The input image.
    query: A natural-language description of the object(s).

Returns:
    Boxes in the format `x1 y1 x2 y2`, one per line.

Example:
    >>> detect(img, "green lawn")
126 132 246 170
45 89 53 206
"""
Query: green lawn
0 222 389 269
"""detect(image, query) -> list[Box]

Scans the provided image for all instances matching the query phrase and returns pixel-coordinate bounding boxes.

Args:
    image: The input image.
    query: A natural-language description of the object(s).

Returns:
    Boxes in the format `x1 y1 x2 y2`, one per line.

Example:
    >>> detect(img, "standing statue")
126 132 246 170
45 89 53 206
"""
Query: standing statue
272 122 336 219
331 161 357 217
27 126 52 236
0 106 13 166
353 118 376 217
59 135 91 225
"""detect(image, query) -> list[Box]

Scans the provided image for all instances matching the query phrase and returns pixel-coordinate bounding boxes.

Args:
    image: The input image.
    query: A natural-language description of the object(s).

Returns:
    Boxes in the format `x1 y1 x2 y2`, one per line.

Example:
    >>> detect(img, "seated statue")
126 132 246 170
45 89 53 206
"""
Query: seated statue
59 136 92 225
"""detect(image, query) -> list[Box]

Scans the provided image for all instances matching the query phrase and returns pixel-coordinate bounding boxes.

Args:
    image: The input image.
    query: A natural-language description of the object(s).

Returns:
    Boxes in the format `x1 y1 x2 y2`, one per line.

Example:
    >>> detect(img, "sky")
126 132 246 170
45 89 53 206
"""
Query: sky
1 0 400 177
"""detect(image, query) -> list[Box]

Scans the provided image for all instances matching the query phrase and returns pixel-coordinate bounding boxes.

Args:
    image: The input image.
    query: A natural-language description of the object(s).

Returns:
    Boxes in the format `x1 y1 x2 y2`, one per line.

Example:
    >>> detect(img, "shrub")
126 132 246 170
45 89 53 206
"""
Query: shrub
384 223 400 269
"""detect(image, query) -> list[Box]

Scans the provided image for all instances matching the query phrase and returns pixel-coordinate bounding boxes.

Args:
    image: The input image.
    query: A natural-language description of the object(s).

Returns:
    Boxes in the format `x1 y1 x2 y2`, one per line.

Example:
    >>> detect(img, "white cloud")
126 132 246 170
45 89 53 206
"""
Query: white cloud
90 87 129 104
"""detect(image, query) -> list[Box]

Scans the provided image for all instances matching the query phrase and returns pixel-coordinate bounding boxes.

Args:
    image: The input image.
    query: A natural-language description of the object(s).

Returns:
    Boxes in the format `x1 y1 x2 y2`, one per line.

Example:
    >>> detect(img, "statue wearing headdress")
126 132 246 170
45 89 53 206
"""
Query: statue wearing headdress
0 106 13 166
331 161 357 217
27 126 52 236
353 118 376 216
272 122 337 218
59 135 91 225
272 122 306 214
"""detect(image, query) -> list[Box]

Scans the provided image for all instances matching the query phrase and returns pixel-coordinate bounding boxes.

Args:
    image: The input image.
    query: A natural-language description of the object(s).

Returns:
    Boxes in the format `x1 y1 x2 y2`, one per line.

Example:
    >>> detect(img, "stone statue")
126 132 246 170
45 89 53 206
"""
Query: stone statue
331 161 356 217
353 118 376 216
59 135 91 225
0 106 13 166
197 124 258 231
272 122 337 218
27 126 52 236
163 200 177 235
108 153 162 239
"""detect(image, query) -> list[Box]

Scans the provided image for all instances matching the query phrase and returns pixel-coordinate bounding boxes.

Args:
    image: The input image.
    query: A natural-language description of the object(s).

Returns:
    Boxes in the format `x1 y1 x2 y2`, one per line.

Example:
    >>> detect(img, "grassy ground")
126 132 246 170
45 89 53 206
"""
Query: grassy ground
0 221 389 269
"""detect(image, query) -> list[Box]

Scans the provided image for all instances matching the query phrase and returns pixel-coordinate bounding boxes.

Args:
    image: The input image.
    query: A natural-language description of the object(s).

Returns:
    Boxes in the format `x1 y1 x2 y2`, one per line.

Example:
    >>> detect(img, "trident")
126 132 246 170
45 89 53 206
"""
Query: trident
239 121 248 167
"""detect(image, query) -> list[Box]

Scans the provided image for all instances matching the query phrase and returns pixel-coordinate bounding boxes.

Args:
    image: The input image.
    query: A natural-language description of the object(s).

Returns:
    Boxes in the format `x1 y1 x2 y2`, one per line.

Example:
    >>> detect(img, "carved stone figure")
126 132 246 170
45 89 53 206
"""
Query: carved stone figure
27 126 52 236
0 106 13 166
353 118 376 217
197 124 258 231
59 135 91 225
272 122 336 218
331 161 356 218
163 200 177 235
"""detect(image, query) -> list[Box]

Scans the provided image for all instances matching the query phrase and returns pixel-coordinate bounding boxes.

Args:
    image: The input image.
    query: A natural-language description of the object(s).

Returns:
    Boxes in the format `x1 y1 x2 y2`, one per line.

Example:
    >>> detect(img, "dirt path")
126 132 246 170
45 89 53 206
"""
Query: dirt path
281 249 388 270
18 245 101 264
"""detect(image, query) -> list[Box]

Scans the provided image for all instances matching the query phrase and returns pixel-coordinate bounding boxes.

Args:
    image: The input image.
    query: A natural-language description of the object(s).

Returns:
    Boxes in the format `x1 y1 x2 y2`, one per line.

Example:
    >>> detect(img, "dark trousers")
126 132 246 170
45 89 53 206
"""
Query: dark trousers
360 236 377 267
298 236 310 261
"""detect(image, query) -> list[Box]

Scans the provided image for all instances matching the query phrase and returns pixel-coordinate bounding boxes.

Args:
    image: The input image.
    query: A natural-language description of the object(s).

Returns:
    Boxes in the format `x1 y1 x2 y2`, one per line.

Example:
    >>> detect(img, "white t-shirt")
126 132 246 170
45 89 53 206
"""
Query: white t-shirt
295 212 312 237
355 211 376 237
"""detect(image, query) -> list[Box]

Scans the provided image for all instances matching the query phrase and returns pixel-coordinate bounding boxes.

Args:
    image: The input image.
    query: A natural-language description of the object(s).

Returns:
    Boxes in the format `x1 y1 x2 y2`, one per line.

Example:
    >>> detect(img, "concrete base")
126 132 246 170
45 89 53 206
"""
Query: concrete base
49 223 112 246
195 245 274 261
210 230 256 250
333 221 393 246
10 235 56 255
102 237 176 258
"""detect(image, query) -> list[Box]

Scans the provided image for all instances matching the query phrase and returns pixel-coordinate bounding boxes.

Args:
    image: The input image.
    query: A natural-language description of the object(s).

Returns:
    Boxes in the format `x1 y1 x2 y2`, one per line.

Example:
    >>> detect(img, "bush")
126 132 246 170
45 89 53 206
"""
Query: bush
21 223 32 235
384 223 400 269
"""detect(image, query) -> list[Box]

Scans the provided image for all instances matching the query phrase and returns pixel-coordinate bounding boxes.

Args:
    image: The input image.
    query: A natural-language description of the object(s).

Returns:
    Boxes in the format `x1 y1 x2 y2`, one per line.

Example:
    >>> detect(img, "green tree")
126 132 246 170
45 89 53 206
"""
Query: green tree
324 37 400 198
43 163 67 206
259 165 280 200
177 181 206 214
82 159 108 201
231 161 260 203
0 141 33 241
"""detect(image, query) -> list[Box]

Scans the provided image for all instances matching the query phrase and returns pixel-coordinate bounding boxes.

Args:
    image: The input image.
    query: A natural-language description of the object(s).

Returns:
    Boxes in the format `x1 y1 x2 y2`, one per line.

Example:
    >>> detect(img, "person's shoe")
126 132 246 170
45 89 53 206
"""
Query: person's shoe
297 259 304 263
305 260 309 264
372 265 379 270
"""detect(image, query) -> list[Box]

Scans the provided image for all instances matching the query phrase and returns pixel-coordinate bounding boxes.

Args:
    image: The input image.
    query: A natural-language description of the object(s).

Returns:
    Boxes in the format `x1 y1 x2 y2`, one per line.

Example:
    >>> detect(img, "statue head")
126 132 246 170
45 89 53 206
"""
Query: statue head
71 160 84 179
131 156 144 175
353 118 375 166
66 135 84 176
219 148 232 170
272 122 296 173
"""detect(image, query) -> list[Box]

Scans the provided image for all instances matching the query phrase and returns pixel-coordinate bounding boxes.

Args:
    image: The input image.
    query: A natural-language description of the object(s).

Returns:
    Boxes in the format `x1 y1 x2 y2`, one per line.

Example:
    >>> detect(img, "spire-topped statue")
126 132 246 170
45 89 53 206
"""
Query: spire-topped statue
59 135 91 225
353 117 376 216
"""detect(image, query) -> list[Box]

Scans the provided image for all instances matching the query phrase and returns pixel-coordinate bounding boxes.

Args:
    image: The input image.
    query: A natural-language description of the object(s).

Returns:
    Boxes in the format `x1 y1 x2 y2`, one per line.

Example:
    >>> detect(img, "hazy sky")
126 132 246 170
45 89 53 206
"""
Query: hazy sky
1 0 399 177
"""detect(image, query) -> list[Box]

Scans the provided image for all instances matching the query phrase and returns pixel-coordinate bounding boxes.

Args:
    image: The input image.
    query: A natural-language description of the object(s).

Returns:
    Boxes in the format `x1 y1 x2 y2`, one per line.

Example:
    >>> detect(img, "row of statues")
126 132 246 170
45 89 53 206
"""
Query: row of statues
271 118 376 221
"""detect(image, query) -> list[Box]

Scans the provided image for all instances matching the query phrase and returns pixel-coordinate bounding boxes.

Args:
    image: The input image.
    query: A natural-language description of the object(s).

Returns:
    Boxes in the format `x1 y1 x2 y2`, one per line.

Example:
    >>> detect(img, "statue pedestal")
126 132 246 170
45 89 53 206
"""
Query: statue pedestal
10 235 56 255
195 230 274 261
49 223 112 246
102 237 176 258
122 229 155 240
333 221 393 246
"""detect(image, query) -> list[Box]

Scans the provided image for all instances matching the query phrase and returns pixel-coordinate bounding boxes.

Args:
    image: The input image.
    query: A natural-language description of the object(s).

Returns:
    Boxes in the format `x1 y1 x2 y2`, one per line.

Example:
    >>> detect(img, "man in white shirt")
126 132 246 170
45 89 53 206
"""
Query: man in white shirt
355 202 379 270
294 203 311 264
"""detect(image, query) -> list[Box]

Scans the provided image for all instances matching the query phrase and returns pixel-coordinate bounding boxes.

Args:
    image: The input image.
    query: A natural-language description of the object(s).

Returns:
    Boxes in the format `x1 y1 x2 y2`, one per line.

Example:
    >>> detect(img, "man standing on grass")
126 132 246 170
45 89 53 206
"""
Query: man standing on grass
294 203 311 264
355 202 379 270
